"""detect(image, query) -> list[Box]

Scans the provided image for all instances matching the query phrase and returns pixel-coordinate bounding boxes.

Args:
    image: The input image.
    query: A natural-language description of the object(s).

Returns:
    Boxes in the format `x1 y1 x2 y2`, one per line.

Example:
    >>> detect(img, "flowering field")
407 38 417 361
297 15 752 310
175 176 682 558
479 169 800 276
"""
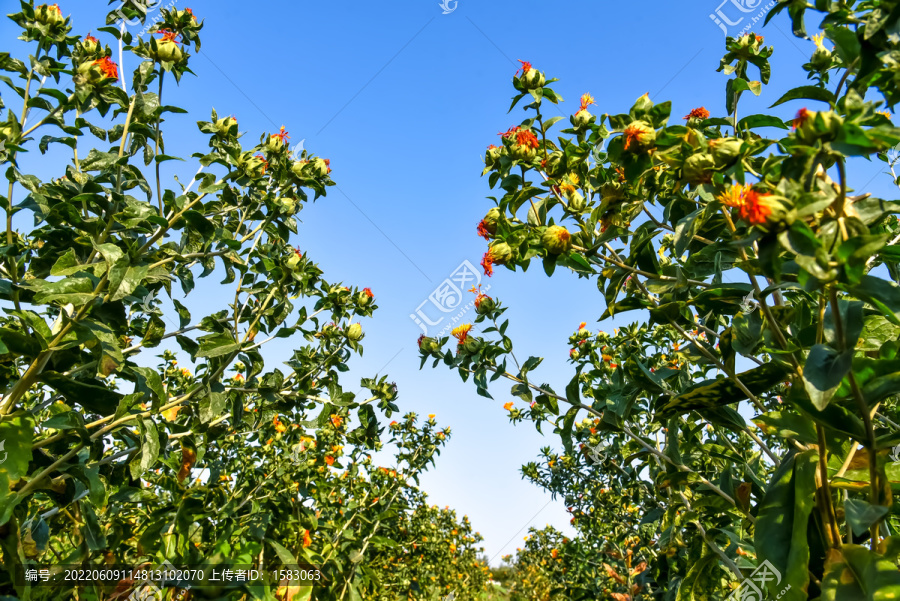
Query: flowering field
3 1 900 600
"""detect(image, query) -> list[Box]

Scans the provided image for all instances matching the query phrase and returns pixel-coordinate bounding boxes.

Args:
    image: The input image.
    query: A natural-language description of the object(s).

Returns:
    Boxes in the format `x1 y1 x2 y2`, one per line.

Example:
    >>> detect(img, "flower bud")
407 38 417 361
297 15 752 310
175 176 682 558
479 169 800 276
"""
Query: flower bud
683 153 715 185
80 33 99 56
418 335 442 355
482 208 501 235
462 336 483 354
517 61 546 90
600 181 626 203
357 288 374 307
215 116 238 137
708 138 743 167
276 196 297 214
572 109 595 130
474 294 495 315
266 126 290 154
347 323 364 341
35 4 65 27
240 154 268 179
488 242 513 265
153 38 184 63
542 151 567 178
286 248 303 271
794 108 843 144
76 57 118 86
622 121 656 153
484 144 504 167
542 225 572 255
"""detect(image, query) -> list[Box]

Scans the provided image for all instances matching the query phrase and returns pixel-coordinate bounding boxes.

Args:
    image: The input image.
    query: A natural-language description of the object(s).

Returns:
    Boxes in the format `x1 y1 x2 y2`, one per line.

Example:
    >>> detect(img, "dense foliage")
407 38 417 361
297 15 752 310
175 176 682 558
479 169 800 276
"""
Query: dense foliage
0 3 490 600
422 0 900 598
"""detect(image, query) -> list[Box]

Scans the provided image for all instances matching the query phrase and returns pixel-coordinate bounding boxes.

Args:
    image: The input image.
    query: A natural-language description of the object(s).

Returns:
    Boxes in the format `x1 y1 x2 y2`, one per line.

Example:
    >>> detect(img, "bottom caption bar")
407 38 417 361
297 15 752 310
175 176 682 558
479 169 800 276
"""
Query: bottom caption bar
16 564 326 588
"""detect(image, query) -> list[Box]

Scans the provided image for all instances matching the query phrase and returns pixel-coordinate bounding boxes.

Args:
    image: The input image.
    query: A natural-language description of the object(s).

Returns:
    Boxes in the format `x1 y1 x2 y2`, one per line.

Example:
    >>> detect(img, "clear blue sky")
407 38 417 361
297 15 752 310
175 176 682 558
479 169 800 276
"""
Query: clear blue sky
4 0 896 565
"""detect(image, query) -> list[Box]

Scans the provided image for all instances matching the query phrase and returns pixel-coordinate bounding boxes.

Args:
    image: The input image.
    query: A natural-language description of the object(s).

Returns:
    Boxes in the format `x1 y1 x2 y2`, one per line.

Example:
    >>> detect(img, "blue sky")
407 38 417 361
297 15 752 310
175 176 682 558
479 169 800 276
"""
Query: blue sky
4 0 898 565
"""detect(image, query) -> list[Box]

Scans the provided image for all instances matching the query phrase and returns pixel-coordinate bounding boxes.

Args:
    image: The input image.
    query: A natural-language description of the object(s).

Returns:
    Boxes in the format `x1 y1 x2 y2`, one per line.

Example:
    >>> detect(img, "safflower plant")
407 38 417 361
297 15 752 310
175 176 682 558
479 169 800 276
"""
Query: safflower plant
0 3 489 600
423 1 900 598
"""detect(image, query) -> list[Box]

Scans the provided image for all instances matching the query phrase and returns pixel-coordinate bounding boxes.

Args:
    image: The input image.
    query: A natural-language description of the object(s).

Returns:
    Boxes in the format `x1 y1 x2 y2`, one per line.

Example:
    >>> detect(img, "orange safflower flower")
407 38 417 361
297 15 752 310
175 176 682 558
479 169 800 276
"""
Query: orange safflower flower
481 250 495 277
476 220 491 240
498 126 521 139
623 123 651 151
273 416 287 434
755 34 764 43
271 125 290 143
255 154 269 175
503 402 514 411
234 373 244 381
428 413 436 419
156 28 179 43
362 287 374 298
738 188 775 225
84 32 98 44
516 60 532 75
93 56 119 80
302 529 312 547
515 129 540 149
578 322 587 330
716 184 748 208
792 107 810 130
683 107 710 120
474 290 491 310
325 456 335 466
330 414 343 428
579 93 596 113
452 324 473 345
551 549 559 558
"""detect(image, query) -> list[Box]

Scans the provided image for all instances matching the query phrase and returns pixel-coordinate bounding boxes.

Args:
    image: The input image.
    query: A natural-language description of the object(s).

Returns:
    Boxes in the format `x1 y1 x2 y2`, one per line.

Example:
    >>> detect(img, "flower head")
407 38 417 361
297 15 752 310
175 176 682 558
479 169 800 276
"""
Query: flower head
94 57 119 80
273 416 287 433
325 456 335 466
476 219 492 240
499 126 521 139
84 32 99 44
792 107 810 130
302 529 312 547
738 188 775 225
481 250 495 277
716 184 749 208
271 125 290 144
683 107 710 120
515 129 540 149
516 60 532 75
812 32 826 50
428 413 436 419
158 29 179 43
255 154 269 175
623 122 654 151
452 324 473 346
362 287 374 298
578 93 596 114
330 414 343 428
503 402 514 411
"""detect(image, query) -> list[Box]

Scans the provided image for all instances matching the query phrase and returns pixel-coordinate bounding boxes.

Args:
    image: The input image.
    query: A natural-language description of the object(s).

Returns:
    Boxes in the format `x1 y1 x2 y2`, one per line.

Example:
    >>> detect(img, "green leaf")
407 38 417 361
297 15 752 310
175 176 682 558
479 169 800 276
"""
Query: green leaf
820 544 900 599
844 499 889 537
129 418 160 480
738 114 790 130
802 344 853 410
0 415 34 524
266 538 297 565
770 85 836 108
754 449 817 601
848 276 900 325
675 554 727 601
655 363 789 417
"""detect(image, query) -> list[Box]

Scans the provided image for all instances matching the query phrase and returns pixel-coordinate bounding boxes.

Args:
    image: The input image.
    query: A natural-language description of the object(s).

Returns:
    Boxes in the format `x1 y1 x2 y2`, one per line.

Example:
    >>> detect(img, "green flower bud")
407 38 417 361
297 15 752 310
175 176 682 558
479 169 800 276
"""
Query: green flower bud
632 93 653 114
542 225 573 255
600 181 626 203
80 33 99 56
622 120 656 153
572 109 595 130
708 138 743 167
153 38 184 63
543 151 567 178
683 153 715 185
276 196 297 214
215 116 238 137
294 157 331 179
347 323 364 341
518 63 546 90
794 108 843 144
35 4 65 27
483 208 501 235
76 57 118 86
357 288 374 307
462 336 483 354
239 154 268 179
488 242 513 265
266 127 290 154
417 335 442 355
286 248 303 271
474 294 495 315
485 145 504 167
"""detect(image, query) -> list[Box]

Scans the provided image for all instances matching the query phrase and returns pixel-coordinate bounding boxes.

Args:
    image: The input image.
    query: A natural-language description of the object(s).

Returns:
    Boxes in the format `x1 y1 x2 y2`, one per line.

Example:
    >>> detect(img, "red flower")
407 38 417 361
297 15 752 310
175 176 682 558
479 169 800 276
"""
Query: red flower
792 107 810 130
452 324 473 346
481 251 495 277
255 154 269 175
185 7 196 20
325 456 335 466
579 93 596 113
516 60 532 75
363 287 374 298
47 4 61 16
271 125 290 143
93 57 119 80
156 28 180 43
515 129 540 149
738 188 775 225
499 126 521 139
84 32 98 44
417 334 425 348
302 529 312 547
683 107 710 120
476 220 491 240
